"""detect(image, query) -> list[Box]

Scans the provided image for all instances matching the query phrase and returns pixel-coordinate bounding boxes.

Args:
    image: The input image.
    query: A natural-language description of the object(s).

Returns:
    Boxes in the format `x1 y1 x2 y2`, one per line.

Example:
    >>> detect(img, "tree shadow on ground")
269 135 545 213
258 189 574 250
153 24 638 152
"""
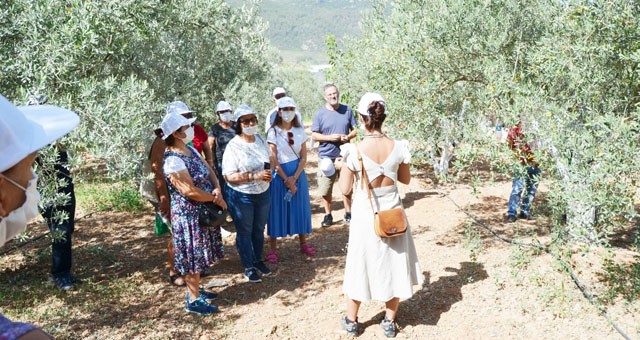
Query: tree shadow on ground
437 194 551 249
0 205 355 338
358 261 488 333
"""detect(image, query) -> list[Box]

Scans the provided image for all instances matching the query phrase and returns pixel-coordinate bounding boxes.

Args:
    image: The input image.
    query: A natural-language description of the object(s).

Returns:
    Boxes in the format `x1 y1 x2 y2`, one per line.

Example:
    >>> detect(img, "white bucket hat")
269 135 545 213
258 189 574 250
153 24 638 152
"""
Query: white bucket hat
216 101 232 113
234 104 256 122
160 113 196 140
166 101 196 116
277 96 297 109
272 87 286 98
319 158 336 177
356 92 386 116
0 94 80 172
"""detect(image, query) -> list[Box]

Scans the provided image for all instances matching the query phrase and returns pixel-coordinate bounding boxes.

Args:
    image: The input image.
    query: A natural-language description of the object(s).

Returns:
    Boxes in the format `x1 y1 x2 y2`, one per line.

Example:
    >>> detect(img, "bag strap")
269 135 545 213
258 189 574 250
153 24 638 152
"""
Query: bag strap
356 144 378 214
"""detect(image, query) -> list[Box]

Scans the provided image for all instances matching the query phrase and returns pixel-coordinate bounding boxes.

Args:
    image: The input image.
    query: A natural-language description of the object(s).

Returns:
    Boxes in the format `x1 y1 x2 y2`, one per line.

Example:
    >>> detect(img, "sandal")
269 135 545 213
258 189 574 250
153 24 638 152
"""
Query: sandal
265 250 279 264
300 244 316 257
170 273 186 287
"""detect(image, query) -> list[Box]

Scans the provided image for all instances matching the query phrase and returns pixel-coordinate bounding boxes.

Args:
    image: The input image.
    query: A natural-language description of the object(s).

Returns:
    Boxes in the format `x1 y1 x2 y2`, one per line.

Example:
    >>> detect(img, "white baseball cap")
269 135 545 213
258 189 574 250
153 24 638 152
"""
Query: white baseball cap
160 113 196 140
319 158 336 177
277 96 297 109
166 101 196 116
356 92 386 116
0 94 80 172
272 87 286 98
216 101 232 113
234 104 256 121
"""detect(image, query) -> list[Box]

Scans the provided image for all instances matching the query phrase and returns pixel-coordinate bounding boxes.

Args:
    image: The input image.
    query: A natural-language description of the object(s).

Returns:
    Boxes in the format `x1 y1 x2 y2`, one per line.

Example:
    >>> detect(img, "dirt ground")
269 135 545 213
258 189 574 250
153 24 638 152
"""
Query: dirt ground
1 147 638 339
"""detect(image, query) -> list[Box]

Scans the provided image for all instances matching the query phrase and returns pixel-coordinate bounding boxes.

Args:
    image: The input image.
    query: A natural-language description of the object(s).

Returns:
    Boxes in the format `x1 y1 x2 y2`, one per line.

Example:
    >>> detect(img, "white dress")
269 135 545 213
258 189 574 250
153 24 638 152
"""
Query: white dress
340 141 423 302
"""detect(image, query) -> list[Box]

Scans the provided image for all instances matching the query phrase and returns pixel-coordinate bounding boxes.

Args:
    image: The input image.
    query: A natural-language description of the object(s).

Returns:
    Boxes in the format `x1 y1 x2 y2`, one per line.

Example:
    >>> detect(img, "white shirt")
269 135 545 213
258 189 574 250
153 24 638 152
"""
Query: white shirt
266 125 308 164
222 135 271 194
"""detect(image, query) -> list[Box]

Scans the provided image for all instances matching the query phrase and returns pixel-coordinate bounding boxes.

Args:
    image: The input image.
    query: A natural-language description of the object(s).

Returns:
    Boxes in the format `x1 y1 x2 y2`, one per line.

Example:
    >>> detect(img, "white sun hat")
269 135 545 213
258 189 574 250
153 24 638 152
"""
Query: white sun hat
356 92 386 116
319 158 336 177
160 113 196 140
0 94 80 172
234 104 256 122
216 101 232 112
272 87 286 98
166 100 196 116
277 96 297 109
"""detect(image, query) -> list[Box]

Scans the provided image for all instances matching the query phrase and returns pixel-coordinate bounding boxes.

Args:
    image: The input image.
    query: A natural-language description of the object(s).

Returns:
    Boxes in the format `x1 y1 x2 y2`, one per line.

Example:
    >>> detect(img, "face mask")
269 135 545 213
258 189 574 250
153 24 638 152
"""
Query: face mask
180 126 195 144
219 112 231 123
281 110 296 122
0 171 41 247
243 125 258 136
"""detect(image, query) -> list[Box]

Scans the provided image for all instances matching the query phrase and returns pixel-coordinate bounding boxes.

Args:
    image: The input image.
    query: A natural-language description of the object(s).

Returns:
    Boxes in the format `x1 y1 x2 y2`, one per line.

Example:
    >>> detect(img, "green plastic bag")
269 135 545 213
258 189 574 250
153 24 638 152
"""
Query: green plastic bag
155 212 170 235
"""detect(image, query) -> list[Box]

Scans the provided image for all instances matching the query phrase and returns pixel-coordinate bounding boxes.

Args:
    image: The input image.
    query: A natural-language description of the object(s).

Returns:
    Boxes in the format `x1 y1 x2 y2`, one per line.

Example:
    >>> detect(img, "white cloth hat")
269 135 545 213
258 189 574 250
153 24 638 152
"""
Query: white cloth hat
272 87 286 98
234 104 255 121
319 158 336 177
160 113 196 140
277 96 297 109
0 94 80 172
356 92 386 116
166 101 196 116
216 101 232 113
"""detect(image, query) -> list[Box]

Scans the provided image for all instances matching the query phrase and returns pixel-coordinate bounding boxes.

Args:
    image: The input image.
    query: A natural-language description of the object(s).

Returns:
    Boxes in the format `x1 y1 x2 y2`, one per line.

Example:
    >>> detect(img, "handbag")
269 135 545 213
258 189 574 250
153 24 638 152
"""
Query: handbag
199 201 228 228
357 146 408 238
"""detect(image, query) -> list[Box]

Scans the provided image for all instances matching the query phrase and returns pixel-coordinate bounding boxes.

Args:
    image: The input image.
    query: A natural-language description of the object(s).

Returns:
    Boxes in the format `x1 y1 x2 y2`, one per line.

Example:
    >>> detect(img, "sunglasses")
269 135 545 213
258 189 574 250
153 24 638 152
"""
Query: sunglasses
240 117 257 125
287 131 294 145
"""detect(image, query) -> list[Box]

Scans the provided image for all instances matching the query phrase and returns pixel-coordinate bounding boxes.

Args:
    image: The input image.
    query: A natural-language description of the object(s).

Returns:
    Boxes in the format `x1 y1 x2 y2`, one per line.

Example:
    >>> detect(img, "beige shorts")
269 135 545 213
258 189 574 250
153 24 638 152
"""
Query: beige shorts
316 165 338 197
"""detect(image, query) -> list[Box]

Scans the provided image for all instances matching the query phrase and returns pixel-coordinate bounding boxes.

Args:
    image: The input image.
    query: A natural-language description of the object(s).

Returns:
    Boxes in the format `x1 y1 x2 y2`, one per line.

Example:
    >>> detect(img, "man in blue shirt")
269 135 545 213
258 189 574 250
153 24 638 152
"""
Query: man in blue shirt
311 83 358 227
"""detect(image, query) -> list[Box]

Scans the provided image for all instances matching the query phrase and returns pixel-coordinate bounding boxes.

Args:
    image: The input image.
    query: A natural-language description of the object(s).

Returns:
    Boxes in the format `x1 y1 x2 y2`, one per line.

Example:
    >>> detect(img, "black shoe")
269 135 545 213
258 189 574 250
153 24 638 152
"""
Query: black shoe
244 268 262 283
519 212 536 221
321 214 333 227
506 215 517 223
380 318 397 338
344 212 351 224
51 276 74 290
254 261 272 276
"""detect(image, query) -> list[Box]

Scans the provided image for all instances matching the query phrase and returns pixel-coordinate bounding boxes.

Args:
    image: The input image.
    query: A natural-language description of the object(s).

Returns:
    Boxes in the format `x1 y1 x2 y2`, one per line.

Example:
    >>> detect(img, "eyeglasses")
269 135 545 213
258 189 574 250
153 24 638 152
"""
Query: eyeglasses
239 117 257 125
287 131 294 145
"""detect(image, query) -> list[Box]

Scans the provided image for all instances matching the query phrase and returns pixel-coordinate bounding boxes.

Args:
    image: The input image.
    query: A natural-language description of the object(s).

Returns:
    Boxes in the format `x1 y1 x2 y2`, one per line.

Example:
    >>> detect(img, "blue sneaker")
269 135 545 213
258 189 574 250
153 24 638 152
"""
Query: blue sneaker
199 288 218 302
185 295 219 316
244 268 262 283
254 261 272 276
50 276 73 290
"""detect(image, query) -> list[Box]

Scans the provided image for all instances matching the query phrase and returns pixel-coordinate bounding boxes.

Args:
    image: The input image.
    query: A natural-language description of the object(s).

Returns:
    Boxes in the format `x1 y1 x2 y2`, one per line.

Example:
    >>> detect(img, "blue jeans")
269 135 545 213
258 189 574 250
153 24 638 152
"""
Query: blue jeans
508 166 541 217
225 187 271 269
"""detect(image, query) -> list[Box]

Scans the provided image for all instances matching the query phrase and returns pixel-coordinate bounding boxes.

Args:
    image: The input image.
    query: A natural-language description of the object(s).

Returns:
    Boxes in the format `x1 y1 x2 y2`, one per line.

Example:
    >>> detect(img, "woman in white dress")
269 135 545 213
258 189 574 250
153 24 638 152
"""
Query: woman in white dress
338 93 423 338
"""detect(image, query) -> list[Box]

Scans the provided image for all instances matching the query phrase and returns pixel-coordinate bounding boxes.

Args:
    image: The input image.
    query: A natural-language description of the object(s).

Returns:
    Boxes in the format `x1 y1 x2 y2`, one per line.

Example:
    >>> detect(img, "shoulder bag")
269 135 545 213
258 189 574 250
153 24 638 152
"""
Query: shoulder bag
356 145 407 238
199 201 228 228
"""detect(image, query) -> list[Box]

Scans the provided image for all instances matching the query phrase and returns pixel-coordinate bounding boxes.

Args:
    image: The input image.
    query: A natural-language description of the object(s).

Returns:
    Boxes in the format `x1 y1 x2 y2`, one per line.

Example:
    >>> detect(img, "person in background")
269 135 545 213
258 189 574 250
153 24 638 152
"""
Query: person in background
265 97 314 264
148 127 185 287
264 87 286 132
338 93 422 338
161 111 226 316
222 104 273 283
506 118 541 222
167 101 214 168
208 101 236 193
0 93 79 339
311 83 358 227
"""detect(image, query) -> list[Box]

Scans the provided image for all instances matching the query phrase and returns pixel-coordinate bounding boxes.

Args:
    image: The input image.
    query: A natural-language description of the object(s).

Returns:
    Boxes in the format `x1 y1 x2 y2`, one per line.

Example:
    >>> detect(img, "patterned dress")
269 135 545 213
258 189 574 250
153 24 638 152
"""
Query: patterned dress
164 145 224 275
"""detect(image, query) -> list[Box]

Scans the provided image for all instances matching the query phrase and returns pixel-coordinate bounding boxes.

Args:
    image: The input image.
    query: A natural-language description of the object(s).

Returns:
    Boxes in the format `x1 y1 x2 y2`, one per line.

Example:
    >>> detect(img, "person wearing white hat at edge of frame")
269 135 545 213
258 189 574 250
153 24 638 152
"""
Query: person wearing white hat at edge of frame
0 93 79 339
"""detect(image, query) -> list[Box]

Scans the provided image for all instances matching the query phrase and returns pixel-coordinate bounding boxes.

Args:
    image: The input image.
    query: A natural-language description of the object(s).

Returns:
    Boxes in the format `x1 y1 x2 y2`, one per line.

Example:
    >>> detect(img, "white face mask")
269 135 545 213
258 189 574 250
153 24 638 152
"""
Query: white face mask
243 125 258 136
281 110 296 122
180 126 195 144
219 112 231 123
0 171 41 247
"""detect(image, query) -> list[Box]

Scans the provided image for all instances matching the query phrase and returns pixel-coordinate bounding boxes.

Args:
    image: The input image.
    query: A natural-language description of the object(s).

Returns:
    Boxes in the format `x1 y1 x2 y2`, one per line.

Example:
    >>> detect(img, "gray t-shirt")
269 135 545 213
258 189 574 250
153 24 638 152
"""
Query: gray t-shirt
311 104 357 159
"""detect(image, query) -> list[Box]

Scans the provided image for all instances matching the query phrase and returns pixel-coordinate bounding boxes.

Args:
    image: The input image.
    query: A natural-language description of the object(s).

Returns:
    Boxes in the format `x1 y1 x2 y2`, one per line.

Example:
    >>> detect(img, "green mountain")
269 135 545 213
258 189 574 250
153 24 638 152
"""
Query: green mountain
228 0 373 63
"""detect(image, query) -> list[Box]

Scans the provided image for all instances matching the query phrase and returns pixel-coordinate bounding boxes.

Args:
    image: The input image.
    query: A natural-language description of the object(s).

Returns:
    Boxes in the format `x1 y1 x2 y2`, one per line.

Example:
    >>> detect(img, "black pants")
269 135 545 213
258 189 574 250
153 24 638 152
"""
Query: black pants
42 196 75 279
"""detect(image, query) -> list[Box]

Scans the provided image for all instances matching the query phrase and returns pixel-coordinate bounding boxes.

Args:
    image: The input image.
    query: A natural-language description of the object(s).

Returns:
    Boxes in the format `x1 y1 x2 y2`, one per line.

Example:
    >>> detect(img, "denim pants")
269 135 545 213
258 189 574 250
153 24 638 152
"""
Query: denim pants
225 187 271 269
508 166 541 217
